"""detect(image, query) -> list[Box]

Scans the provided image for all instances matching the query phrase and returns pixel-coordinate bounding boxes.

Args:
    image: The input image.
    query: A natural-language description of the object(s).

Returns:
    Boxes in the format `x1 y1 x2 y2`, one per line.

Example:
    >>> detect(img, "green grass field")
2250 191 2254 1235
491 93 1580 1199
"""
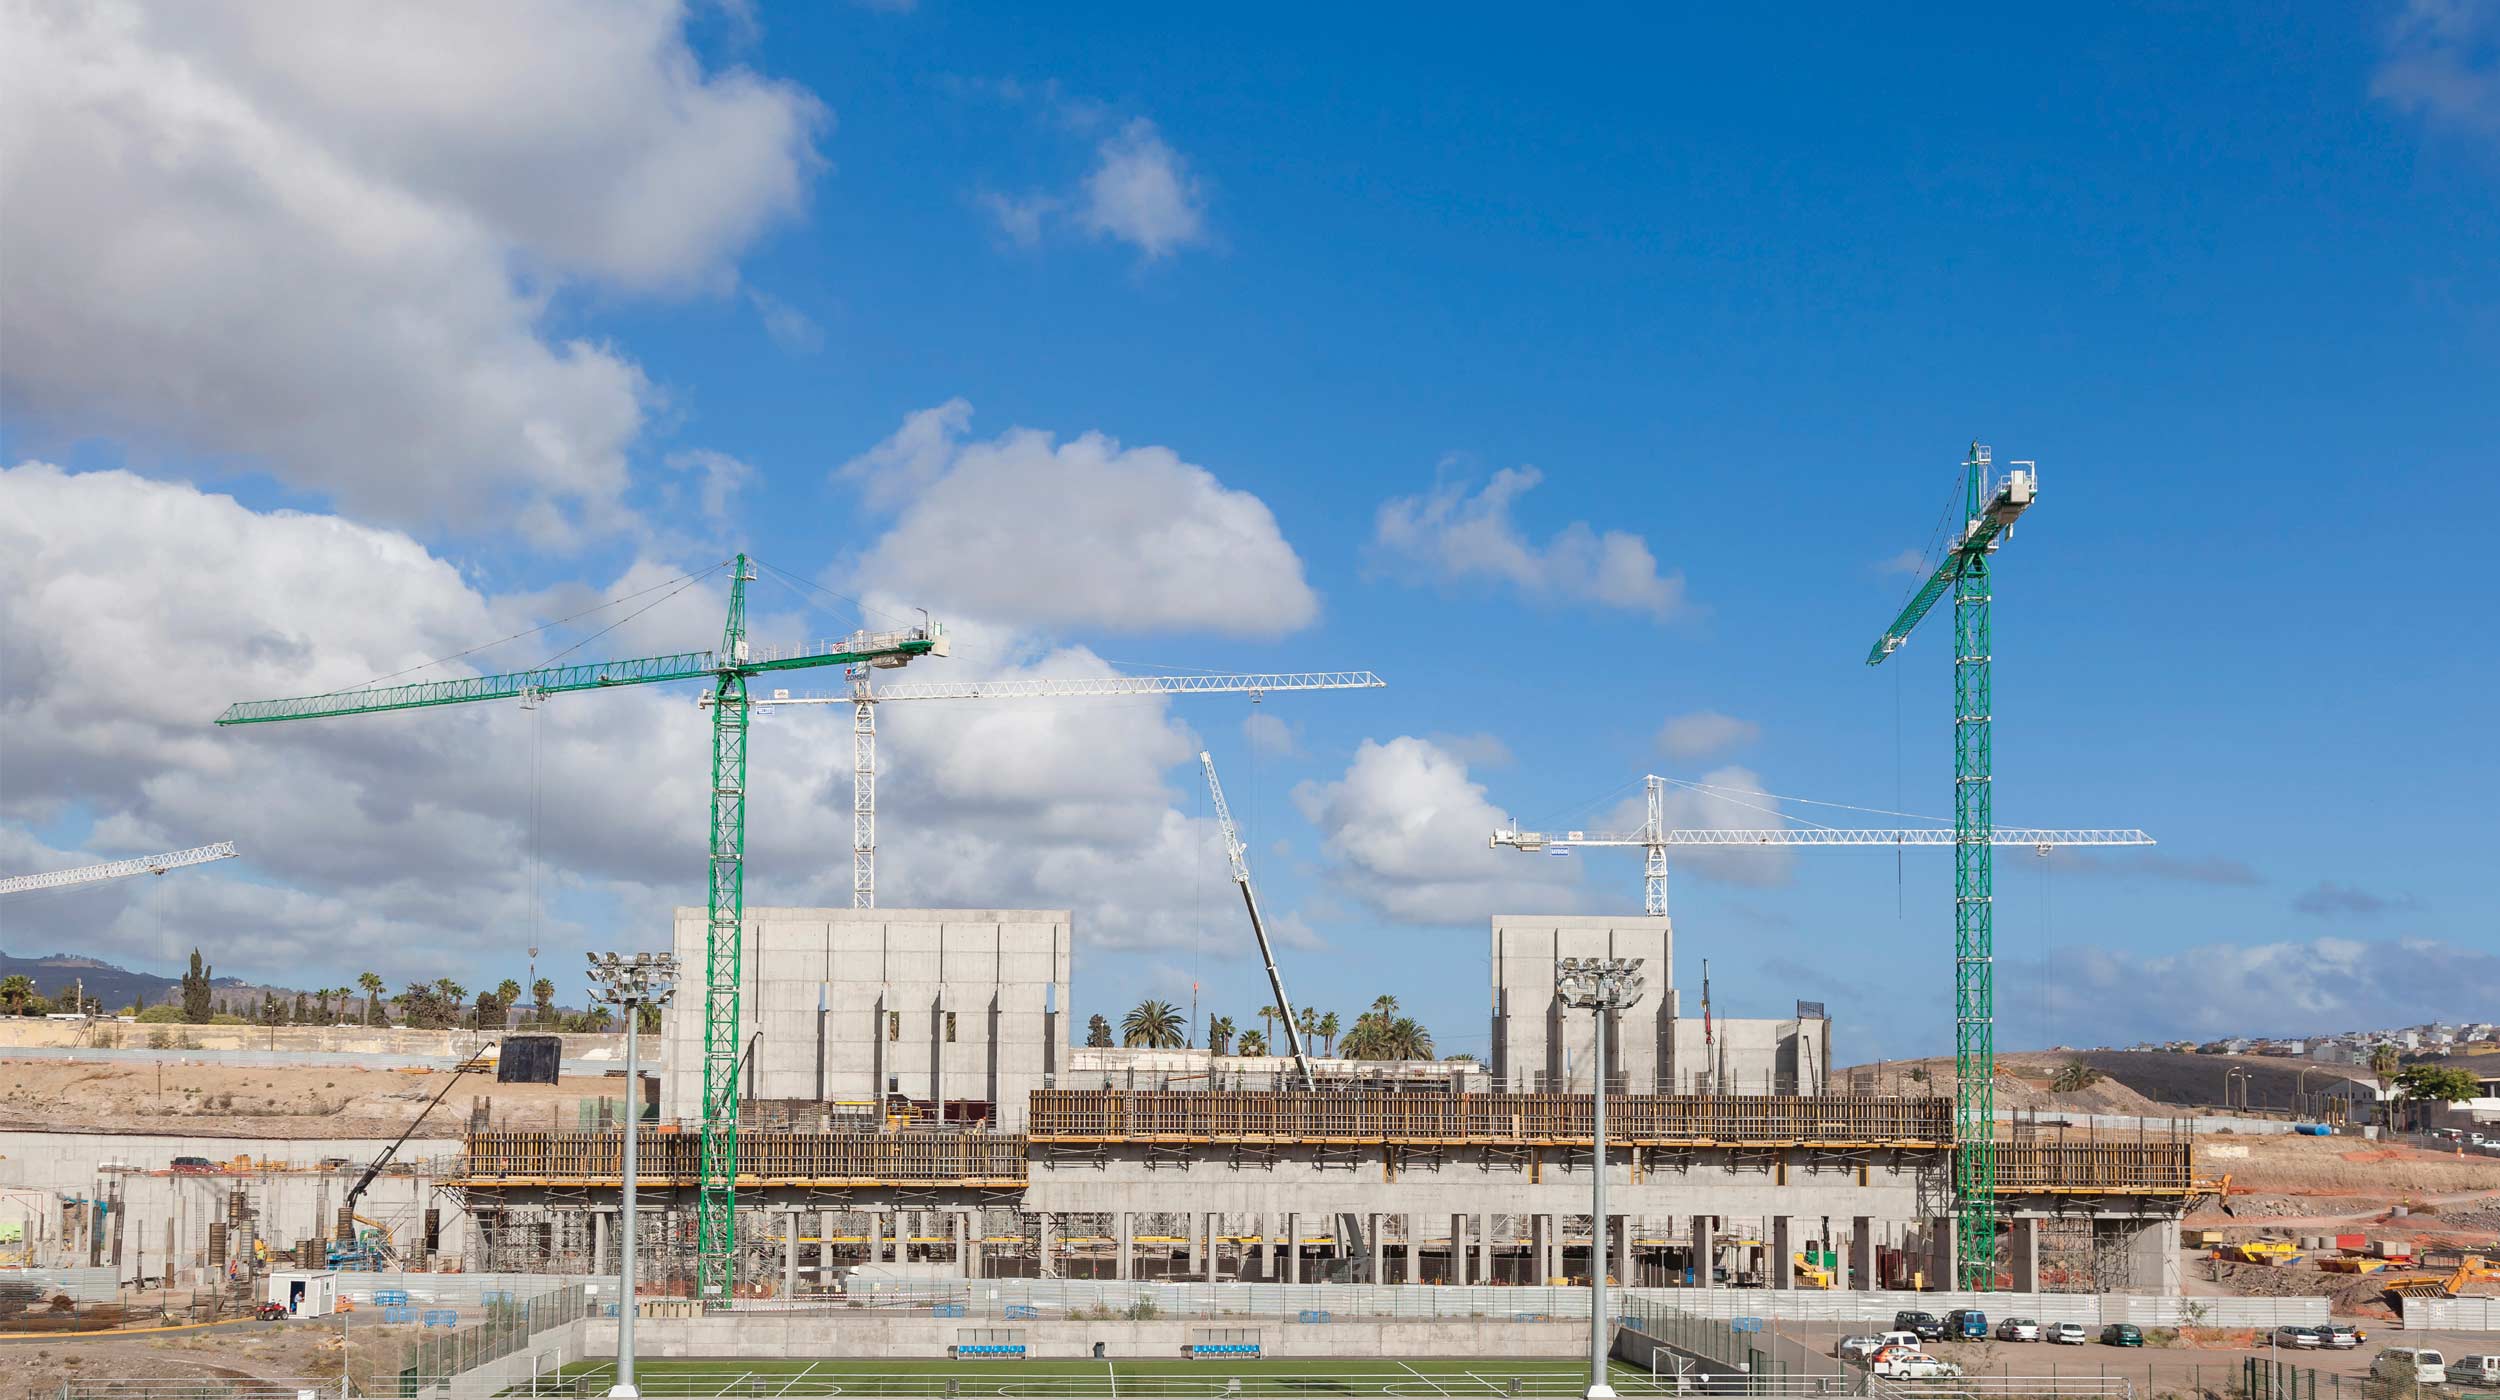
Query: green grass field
513 1356 1680 1397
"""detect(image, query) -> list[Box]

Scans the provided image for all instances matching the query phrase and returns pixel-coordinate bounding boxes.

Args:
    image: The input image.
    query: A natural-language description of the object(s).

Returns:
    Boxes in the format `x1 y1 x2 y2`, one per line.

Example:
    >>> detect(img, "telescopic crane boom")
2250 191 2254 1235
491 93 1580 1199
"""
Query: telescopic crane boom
1200 750 1316 1091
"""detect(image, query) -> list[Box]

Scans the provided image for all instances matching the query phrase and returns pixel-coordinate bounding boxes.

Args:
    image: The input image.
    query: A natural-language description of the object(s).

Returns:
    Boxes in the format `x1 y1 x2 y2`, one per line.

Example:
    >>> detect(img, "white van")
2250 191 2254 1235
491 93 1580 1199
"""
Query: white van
2371 1348 2445 1386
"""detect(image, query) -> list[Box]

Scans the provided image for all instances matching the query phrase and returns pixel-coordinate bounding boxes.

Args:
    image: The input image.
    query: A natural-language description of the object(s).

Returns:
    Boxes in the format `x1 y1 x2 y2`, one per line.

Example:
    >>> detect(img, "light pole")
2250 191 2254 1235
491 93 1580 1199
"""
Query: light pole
1557 956 1646 1400
587 950 678 1400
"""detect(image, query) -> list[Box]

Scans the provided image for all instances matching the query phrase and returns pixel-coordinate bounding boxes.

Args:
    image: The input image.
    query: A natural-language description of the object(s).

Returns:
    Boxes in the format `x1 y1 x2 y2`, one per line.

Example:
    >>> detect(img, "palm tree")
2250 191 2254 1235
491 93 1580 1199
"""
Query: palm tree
1387 1017 1435 1060
531 977 556 1026
492 978 523 1029
1256 1004 1282 1049
1122 999 1186 1049
0 975 32 1015
357 972 385 1025
1207 1016 1236 1056
1316 1011 1340 1057
1370 994 1399 1019
1237 1030 1269 1056
1296 1006 1320 1051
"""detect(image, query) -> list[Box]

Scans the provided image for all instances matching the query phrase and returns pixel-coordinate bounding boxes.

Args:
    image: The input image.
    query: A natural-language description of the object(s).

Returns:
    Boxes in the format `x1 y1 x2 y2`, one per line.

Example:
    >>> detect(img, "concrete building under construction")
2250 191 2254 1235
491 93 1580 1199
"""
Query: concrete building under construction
449 905 2197 1298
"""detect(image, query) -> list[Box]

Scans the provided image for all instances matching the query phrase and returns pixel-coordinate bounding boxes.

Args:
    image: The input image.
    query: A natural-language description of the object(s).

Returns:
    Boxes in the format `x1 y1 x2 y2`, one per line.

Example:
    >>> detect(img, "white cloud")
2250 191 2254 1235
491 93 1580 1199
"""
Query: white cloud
2042 936 2500 1043
748 290 824 353
1243 713 1300 757
1427 732 1514 769
2373 0 2500 141
663 448 755 525
981 190 1058 248
841 401 1319 637
1079 119 1208 258
1292 737 1587 924
1643 767 1797 888
1876 548 1931 577
1374 466 1687 618
1656 710 1760 761
0 1 823 540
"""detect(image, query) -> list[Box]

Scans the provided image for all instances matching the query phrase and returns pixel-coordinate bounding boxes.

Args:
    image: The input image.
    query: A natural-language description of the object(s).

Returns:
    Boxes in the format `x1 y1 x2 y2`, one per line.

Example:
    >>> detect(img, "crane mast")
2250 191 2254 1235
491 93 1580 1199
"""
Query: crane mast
1867 442 2037 1290
1200 750 1316 1091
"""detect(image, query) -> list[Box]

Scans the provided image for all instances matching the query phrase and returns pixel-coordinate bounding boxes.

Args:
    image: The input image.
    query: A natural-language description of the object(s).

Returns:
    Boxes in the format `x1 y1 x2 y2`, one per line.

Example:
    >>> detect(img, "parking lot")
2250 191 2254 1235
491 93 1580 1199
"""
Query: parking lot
1771 1320 2500 1395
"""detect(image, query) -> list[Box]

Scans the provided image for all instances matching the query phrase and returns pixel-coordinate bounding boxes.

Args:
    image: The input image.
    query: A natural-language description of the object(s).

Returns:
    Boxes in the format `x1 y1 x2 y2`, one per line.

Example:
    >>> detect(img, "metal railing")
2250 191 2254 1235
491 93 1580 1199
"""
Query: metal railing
397 1282 591 1387
62 1386 346 1400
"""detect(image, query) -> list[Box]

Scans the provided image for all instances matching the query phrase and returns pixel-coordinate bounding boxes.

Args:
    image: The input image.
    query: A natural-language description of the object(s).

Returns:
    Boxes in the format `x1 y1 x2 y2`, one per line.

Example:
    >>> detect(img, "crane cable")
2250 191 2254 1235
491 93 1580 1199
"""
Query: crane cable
349 562 728 691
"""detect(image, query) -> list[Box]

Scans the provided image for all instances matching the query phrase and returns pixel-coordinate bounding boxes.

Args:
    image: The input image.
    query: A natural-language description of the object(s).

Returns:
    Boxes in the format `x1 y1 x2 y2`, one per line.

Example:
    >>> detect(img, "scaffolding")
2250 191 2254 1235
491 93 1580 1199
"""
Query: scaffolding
456 1129 1028 1187
1027 1089 1955 1146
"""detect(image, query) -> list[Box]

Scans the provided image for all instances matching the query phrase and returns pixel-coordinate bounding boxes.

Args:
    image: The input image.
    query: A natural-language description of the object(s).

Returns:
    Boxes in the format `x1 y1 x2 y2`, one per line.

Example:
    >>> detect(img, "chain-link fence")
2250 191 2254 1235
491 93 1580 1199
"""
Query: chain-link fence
396 1283 590 1392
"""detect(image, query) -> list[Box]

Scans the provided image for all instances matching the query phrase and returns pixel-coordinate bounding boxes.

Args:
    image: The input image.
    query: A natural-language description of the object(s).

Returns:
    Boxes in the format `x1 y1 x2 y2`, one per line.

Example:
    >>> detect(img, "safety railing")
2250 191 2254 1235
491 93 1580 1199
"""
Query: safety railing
1027 1091 1954 1146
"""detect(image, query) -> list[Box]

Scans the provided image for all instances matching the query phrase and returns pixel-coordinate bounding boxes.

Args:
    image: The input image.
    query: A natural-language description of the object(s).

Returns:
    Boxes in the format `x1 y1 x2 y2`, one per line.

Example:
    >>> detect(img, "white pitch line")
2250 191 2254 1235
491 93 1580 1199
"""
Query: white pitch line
776 1360 823 1395
1397 1361 1454 1397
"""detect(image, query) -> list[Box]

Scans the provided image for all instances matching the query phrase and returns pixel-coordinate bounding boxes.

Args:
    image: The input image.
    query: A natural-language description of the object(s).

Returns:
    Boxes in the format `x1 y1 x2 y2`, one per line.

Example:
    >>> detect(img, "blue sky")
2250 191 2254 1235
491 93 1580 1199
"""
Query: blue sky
2 2 2493 1060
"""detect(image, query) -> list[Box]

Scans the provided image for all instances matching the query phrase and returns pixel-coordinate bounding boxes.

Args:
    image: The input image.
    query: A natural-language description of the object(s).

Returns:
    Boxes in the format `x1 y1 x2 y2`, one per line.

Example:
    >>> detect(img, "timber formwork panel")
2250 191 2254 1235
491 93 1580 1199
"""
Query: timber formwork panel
457 1130 1028 1188
1994 1142 2194 1195
1025 1090 1953 1147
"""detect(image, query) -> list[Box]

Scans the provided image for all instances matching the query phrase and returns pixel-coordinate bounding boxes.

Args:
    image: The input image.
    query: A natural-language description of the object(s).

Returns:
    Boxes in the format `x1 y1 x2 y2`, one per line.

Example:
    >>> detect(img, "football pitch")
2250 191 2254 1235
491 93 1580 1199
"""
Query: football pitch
515 1357 1684 1397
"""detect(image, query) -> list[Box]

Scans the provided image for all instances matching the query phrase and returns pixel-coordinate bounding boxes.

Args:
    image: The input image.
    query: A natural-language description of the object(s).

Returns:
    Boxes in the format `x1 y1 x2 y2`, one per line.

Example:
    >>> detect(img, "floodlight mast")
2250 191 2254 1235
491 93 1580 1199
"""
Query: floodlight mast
587 951 679 1400
1556 957 1645 1400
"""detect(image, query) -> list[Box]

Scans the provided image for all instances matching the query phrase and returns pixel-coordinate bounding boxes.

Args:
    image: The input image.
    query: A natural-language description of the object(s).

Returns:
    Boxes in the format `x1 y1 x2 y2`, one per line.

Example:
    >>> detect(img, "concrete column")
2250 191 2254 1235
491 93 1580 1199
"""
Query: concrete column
1369 1212 1387 1283
2125 1217 2182 1295
1533 1213 1554 1283
1257 1214 1275 1281
2009 1218 2041 1293
1116 1211 1133 1281
1614 1213 1633 1287
1186 1211 1201 1277
591 1209 609 1275
784 1211 800 1299
1770 1215 1796 1289
1849 1215 1874 1291
1476 1214 1493 1286
1927 1215 1957 1290
1283 1211 1300 1284
820 1208 835 1286
1692 1215 1716 1290
1038 1213 1058 1279
868 1210 885 1265
966 1211 985 1280
1450 1214 1469 1285
1202 1213 1219 1283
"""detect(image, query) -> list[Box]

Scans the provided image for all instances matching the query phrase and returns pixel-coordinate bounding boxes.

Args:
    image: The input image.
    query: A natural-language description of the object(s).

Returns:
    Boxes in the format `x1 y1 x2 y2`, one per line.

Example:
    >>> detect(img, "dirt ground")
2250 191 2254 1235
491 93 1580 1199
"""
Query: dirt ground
0 1055 626 1138
0 1318 410 1399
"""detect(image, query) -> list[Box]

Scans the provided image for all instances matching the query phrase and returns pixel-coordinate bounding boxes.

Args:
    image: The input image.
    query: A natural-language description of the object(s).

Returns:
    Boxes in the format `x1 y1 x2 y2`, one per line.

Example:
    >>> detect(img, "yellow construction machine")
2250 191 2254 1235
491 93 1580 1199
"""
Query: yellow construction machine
2383 1255 2499 1299
2221 1239 2302 1266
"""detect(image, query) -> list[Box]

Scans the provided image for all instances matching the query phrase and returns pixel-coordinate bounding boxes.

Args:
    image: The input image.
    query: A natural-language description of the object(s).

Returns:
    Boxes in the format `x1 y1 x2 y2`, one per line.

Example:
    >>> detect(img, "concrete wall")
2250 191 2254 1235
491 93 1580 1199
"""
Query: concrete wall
589 1313 1581 1360
1492 915 1673 1091
0 1019 621 1058
0 1130 465 1275
661 907 1070 1129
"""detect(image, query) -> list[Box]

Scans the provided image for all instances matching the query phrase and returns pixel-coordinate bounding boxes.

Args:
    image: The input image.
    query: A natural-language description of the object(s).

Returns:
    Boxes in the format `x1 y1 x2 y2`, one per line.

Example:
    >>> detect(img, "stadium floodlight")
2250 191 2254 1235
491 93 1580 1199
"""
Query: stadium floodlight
1556 957 1646 1400
587 951 678 1399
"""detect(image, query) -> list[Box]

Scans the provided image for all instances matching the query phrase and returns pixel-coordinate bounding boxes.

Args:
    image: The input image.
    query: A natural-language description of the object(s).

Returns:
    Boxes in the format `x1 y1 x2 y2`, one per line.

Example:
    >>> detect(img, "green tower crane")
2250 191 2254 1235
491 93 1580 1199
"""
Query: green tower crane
1866 443 2036 1289
216 554 945 1303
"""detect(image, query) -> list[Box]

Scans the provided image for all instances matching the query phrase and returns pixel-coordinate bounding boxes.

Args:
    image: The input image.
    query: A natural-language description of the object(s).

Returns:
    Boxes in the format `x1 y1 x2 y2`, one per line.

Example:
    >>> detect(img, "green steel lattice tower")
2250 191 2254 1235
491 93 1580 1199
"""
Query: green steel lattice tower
1867 443 2037 1289
215 551 946 1303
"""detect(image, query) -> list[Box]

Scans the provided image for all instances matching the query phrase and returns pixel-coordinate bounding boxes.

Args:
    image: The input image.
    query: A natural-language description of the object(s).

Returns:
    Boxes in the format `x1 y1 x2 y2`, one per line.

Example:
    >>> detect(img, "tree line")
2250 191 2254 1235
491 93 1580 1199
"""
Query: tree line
1083 995 1451 1062
56 948 657 1032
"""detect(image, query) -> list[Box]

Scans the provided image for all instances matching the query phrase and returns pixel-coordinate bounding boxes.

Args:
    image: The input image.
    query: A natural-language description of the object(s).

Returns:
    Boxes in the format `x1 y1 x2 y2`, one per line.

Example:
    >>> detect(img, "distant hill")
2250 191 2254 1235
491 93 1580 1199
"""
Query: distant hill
0 948 254 1011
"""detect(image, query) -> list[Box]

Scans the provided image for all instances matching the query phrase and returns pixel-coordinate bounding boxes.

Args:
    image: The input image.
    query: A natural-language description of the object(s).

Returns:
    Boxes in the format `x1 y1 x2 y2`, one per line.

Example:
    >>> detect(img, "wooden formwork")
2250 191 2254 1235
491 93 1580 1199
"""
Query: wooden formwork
1995 1141 2195 1195
1025 1089 1954 1146
454 1129 1028 1188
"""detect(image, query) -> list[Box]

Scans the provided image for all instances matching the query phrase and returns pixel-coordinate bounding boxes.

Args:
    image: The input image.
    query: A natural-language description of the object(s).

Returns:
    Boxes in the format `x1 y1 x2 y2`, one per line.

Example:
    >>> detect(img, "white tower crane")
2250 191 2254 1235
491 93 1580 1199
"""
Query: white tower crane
747 670 1385 908
1490 775 2152 915
1200 749 1317 1091
0 842 239 897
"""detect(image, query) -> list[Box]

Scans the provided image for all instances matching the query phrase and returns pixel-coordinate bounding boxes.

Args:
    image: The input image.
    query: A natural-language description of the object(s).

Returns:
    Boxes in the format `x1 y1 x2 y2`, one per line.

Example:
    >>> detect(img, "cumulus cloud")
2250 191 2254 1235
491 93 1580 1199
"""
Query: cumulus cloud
0 1 822 540
1427 732 1513 769
840 401 1319 637
1656 710 1760 761
2040 936 2500 1043
748 290 825 353
2293 880 2421 918
1373 466 1687 619
1079 119 1208 257
1292 737 1588 924
1243 712 1301 757
2373 0 2500 141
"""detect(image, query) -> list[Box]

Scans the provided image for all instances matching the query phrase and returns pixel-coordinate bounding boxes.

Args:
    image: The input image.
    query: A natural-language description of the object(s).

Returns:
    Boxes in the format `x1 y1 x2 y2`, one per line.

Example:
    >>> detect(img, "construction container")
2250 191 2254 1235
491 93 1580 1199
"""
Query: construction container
2186 1228 2225 1249
2336 1233 2367 1251
2374 1239 2414 1259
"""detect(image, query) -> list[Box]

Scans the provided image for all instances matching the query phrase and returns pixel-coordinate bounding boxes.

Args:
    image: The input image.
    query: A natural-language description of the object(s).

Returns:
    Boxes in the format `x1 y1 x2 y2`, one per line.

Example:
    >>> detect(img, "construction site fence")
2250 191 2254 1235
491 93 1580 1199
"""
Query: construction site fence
1619 1294 1847 1380
2404 1295 2500 1330
1027 1091 1955 1144
0 1265 121 1303
59 1383 347 1400
333 1271 604 1309
458 1130 1029 1183
1643 1288 2325 1330
396 1281 592 1392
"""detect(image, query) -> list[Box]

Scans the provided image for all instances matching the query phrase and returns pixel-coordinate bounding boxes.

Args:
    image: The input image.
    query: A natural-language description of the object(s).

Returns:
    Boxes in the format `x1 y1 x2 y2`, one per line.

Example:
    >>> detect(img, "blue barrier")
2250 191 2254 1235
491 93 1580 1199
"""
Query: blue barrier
481 1289 514 1306
931 1302 968 1318
373 1289 409 1307
958 1345 1027 1359
1189 1344 1262 1358
1298 1310 1332 1324
1732 1317 1763 1333
382 1306 415 1324
1004 1305 1039 1320
420 1309 459 1328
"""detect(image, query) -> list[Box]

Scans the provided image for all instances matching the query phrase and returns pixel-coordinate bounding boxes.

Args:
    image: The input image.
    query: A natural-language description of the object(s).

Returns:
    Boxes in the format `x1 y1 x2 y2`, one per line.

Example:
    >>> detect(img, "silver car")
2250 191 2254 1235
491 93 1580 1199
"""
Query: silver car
2274 1326 2323 1350
1996 1317 2041 1342
2048 1321 2088 1345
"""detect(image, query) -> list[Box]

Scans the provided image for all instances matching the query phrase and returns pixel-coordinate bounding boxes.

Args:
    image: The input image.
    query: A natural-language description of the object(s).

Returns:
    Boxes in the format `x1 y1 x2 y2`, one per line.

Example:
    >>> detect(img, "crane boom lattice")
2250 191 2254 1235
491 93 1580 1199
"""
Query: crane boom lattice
0 842 239 896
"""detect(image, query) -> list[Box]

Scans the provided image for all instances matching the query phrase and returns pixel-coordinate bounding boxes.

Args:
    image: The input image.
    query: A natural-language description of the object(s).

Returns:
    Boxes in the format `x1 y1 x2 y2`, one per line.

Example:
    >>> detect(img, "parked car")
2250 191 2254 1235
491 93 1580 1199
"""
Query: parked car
2048 1322 2089 1345
1944 1308 1989 1340
2101 1323 2144 1347
1996 1317 2041 1342
1871 1349 1964 1380
2371 1349 2446 1386
1837 1336 1887 1363
2274 1326 2323 1350
169 1155 216 1174
1894 1310 1945 1341
2314 1324 2363 1350
1878 1331 1924 1353
2448 1356 2500 1387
